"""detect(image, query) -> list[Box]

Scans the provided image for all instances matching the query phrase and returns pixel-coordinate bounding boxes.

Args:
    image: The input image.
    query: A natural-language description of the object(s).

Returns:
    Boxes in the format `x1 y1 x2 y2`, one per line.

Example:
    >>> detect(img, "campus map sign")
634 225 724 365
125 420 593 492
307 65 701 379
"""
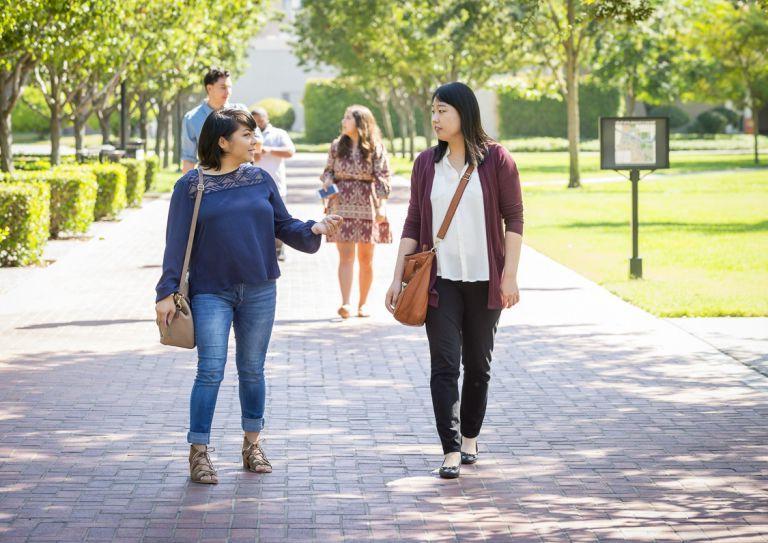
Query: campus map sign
599 116 670 280
600 117 669 170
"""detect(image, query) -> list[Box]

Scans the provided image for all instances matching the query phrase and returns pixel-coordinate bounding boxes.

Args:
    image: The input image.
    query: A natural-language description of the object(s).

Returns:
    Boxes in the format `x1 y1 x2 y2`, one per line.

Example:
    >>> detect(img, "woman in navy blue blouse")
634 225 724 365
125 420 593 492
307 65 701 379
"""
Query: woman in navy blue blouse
155 109 342 484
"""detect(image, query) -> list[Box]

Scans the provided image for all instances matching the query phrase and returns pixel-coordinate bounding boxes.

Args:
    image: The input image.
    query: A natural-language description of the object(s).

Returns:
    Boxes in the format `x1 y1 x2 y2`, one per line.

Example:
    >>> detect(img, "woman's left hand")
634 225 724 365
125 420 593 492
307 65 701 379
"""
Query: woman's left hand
311 214 343 236
374 202 387 224
500 273 520 309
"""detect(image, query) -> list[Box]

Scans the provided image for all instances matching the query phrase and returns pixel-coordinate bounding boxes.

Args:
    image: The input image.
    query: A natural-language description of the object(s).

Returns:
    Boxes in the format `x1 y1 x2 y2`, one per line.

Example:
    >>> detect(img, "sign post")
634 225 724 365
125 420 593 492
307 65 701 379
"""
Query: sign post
599 117 670 279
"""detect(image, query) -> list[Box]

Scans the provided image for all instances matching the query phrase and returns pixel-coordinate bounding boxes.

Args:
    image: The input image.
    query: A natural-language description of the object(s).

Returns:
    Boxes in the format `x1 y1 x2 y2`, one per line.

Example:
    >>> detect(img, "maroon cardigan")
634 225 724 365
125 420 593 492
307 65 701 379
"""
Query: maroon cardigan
401 142 524 310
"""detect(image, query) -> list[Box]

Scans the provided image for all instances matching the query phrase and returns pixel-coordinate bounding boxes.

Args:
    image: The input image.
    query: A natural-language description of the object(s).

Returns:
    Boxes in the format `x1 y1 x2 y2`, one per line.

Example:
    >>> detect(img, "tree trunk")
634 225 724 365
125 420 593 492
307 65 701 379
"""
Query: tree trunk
625 79 636 117
139 98 148 152
423 96 433 148
565 0 581 188
50 102 62 166
0 113 13 173
172 96 182 168
375 94 395 154
95 107 113 145
753 104 760 164
73 115 86 152
163 108 171 169
396 107 408 158
155 101 166 158
407 108 416 161
1 57 35 172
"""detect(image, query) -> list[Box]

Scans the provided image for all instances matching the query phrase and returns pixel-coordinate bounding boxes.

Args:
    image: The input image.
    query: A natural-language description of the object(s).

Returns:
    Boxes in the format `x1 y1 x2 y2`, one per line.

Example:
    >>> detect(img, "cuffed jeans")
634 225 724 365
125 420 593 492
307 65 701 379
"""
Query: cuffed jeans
425 278 502 454
187 281 276 445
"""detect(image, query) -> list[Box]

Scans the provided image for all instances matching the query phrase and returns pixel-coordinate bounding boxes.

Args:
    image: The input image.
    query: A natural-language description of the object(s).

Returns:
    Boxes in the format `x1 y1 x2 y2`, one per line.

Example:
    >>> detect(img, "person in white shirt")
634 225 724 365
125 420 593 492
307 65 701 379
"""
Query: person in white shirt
386 82 524 479
251 107 296 261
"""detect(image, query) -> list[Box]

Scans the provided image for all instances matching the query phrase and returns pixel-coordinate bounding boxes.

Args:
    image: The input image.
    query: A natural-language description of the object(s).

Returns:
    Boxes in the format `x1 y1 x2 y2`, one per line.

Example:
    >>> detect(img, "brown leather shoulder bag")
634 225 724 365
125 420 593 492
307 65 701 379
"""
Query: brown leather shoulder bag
393 164 474 326
158 168 205 348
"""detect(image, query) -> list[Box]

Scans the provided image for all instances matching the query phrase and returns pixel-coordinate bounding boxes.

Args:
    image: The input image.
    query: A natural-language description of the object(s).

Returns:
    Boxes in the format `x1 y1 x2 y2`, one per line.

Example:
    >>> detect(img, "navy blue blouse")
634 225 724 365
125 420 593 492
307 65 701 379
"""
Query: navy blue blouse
155 164 320 302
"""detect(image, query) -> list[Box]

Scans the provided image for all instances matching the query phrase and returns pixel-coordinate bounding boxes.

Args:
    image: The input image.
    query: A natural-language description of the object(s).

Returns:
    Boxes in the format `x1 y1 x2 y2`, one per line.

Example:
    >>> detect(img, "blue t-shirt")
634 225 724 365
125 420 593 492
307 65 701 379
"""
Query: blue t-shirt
155 164 320 302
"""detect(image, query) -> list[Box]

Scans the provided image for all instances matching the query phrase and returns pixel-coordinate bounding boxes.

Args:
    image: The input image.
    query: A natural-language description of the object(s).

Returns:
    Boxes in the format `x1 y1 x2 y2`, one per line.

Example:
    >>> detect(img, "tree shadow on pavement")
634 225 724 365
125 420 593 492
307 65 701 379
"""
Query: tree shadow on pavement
0 320 766 541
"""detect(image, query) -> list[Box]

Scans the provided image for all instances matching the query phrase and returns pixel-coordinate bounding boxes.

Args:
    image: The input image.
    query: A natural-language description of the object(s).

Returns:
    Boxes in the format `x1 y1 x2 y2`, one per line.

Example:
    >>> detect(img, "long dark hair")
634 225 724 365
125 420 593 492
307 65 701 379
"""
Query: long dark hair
337 105 382 164
432 82 492 166
198 108 256 170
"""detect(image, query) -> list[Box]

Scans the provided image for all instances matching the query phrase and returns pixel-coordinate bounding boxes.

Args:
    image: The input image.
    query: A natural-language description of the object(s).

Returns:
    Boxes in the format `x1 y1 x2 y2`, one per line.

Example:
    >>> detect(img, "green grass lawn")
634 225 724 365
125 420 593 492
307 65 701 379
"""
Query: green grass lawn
522 170 768 317
390 151 764 181
149 166 181 194
295 133 768 154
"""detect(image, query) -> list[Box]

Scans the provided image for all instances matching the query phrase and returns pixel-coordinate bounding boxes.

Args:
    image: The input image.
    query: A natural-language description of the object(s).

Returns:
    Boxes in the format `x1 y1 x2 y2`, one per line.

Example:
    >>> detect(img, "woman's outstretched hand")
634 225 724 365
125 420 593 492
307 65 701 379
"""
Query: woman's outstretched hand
311 214 343 237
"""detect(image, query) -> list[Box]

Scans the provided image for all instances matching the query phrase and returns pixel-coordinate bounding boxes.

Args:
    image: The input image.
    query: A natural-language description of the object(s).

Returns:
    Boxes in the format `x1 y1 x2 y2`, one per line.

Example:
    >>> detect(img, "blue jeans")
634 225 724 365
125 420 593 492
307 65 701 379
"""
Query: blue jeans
187 281 276 445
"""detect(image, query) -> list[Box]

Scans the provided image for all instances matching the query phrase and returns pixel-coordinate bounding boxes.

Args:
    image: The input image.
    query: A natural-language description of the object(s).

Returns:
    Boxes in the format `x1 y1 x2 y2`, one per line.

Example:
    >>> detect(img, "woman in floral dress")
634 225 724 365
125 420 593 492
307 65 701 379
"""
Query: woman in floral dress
321 105 392 319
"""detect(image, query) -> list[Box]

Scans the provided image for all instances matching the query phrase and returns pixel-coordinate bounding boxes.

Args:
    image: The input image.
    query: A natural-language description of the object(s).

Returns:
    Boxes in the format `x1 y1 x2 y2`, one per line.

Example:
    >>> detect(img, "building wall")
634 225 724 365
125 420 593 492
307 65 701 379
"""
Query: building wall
233 2 335 132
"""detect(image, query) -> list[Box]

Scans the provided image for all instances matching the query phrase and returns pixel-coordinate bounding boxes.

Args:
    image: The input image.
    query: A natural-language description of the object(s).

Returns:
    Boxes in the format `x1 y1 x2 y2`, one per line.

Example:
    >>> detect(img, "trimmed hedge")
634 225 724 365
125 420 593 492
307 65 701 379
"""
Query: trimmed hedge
14 157 52 171
5 169 98 238
498 83 621 139
145 155 160 191
89 163 127 220
0 182 50 266
12 155 77 171
121 158 146 207
253 98 296 130
303 79 425 143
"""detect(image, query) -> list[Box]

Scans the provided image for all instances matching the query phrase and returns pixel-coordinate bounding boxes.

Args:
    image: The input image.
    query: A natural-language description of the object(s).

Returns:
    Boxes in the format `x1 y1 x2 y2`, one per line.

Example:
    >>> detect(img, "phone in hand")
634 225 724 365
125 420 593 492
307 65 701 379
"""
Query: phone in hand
318 183 339 199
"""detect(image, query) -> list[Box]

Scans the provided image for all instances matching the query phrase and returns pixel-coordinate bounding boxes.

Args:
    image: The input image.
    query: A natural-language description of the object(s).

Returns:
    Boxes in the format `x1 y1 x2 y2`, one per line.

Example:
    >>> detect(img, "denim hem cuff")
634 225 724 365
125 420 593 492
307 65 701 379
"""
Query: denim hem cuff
242 416 265 433
187 431 210 445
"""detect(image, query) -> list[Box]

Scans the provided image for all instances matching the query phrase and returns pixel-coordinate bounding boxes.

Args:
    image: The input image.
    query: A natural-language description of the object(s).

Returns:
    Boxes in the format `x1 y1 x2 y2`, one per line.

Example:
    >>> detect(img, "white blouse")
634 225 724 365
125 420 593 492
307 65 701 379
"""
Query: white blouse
430 148 489 282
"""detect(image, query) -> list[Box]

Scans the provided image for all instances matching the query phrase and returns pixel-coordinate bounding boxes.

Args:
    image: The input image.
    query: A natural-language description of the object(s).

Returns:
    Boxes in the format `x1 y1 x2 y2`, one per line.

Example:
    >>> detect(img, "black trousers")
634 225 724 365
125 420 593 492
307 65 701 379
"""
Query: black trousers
425 277 502 454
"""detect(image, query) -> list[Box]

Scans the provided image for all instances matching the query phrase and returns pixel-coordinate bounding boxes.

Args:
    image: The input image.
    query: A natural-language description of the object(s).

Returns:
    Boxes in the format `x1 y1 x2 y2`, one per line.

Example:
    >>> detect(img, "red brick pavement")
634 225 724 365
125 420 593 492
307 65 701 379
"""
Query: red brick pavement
0 156 767 542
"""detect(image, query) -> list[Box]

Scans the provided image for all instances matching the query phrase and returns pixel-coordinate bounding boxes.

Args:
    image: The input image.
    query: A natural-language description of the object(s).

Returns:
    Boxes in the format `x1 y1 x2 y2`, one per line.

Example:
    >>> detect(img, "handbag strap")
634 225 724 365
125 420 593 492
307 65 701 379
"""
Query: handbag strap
178 168 205 298
435 164 475 242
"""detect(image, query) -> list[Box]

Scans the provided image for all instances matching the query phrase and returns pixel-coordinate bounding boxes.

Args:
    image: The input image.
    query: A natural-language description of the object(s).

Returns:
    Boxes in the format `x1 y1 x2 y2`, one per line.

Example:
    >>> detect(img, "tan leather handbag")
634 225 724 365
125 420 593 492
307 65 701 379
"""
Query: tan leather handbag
393 165 474 326
158 169 205 348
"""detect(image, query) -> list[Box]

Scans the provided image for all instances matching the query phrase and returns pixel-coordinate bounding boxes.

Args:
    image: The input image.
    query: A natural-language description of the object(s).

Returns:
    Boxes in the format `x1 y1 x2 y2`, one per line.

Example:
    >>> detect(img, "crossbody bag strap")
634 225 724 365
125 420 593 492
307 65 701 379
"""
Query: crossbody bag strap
435 164 475 242
178 168 205 298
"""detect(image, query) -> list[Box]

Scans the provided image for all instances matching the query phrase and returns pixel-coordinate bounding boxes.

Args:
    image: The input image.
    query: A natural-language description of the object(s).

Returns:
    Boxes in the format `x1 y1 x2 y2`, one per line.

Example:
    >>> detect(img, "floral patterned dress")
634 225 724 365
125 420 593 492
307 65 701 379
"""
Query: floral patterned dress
321 138 392 244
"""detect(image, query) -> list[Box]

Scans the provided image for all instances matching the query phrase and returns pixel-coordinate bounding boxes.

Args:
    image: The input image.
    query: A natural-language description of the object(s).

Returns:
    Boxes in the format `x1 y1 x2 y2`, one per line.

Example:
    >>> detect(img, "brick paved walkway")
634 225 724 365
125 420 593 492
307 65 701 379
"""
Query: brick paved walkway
1 155 767 542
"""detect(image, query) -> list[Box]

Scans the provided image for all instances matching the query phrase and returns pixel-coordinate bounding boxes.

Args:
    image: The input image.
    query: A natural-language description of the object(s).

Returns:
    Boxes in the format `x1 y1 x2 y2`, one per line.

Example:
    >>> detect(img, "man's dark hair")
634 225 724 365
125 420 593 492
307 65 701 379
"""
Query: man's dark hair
198 108 256 170
432 82 493 166
203 67 230 88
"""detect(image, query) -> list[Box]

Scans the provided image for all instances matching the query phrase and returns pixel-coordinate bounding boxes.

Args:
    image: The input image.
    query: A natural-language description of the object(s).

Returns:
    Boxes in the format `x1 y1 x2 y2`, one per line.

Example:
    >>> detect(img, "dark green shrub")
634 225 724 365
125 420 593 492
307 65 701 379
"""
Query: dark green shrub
89 163 127 219
253 98 296 130
11 87 49 135
647 105 690 130
5 168 98 237
121 158 146 207
145 155 160 191
711 106 740 127
0 182 50 266
498 83 621 139
696 110 728 134
303 79 424 143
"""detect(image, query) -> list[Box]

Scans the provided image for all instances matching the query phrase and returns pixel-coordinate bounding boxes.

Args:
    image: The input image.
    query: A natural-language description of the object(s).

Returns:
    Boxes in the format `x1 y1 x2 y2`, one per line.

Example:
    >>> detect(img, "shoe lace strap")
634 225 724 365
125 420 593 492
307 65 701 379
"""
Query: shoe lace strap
192 447 216 474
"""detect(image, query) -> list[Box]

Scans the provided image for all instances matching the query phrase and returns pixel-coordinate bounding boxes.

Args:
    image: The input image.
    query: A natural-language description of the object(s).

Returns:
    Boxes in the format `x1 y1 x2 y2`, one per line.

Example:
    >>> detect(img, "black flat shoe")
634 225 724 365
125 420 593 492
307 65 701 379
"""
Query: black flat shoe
461 450 478 465
438 464 460 479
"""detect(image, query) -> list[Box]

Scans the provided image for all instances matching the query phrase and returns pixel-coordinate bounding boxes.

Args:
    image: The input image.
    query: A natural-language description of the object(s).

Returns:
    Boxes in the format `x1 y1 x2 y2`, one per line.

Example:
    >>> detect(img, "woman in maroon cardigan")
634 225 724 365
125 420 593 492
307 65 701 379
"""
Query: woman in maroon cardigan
385 82 523 479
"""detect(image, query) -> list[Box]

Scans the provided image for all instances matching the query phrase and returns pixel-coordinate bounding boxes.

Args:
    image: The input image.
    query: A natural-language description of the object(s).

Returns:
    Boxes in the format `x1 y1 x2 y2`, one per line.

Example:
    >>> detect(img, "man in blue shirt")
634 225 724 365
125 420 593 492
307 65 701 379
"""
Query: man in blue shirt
181 67 262 174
